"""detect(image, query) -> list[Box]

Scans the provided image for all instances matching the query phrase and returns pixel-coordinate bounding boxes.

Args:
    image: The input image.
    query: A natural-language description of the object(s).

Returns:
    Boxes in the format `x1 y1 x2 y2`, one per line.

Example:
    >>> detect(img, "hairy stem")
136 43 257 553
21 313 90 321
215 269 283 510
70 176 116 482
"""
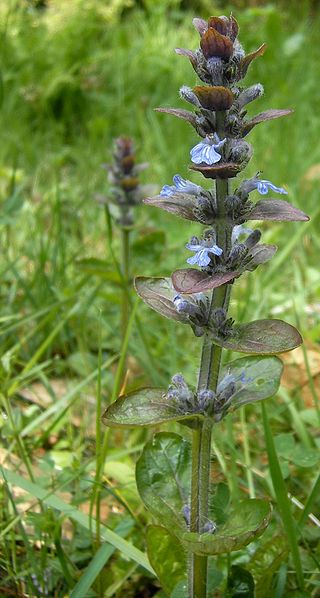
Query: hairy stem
189 112 233 598
121 226 130 347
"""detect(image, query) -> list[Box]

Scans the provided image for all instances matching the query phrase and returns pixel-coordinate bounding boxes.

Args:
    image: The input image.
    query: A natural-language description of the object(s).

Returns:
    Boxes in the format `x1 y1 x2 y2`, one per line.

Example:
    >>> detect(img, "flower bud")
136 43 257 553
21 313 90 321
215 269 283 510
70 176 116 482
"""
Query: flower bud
193 85 234 111
235 84 264 109
179 86 201 107
245 229 261 248
200 28 233 60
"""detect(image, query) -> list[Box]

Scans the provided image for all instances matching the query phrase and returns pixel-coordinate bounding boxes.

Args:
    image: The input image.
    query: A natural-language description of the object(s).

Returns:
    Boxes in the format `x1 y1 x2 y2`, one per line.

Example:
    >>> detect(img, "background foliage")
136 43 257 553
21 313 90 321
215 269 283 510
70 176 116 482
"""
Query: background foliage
0 0 319 596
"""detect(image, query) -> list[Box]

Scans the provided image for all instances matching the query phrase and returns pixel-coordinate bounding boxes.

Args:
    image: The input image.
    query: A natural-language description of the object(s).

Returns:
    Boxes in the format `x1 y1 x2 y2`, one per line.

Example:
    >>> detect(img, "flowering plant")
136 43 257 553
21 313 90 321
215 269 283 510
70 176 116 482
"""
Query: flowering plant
103 13 308 597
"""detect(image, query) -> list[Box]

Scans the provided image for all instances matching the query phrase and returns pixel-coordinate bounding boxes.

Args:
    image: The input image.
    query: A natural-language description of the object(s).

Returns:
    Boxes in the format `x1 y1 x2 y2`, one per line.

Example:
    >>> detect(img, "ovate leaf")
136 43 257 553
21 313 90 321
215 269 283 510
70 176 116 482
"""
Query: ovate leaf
144 192 200 222
146 526 187 595
172 268 239 293
102 387 200 428
249 200 309 222
136 432 191 529
135 276 189 323
221 355 283 410
180 499 271 556
212 319 302 354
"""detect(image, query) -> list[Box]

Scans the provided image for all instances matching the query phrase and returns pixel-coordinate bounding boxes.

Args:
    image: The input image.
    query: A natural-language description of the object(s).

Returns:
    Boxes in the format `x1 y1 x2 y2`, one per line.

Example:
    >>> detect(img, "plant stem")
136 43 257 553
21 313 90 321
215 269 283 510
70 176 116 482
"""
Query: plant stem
189 112 233 597
121 226 130 348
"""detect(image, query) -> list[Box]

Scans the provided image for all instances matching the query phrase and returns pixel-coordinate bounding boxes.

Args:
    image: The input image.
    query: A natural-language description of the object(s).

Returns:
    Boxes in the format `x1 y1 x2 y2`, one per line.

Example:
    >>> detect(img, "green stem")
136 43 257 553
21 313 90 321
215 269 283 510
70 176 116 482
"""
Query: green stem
189 111 233 597
121 227 130 347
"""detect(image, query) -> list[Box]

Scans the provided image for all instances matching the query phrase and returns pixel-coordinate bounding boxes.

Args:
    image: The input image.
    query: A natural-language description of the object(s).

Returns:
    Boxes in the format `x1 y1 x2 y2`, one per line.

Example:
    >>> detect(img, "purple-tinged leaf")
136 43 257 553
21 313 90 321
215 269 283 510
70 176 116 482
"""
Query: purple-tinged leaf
180 499 271 555
102 388 200 428
242 109 293 136
212 319 302 354
175 47 198 69
220 355 283 410
192 17 208 35
238 43 267 79
155 107 198 130
248 200 309 222
172 269 239 294
190 162 242 179
144 193 200 222
135 276 189 322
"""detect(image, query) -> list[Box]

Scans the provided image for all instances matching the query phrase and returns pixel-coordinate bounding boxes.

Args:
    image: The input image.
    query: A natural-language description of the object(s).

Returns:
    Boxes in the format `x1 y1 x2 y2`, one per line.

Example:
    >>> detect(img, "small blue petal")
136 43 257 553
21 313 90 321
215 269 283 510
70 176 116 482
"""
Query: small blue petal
160 185 174 197
186 243 203 252
187 254 201 266
197 250 212 267
210 245 223 256
190 138 225 165
256 180 287 195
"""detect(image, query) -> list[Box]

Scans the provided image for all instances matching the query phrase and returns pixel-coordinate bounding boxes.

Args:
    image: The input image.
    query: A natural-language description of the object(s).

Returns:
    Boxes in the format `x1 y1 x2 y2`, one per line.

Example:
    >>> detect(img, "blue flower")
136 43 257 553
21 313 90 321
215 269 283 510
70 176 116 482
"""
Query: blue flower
160 174 201 197
231 224 253 245
186 242 222 267
256 179 287 195
190 134 226 165
173 294 198 315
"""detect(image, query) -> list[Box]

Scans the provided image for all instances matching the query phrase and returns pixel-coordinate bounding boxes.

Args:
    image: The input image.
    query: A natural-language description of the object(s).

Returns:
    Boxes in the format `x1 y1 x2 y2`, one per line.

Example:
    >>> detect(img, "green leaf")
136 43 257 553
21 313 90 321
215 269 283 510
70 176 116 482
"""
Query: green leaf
290 446 319 468
247 534 288 598
209 483 230 524
179 499 271 556
132 230 165 264
225 565 255 597
102 388 200 428
221 355 283 410
146 525 187 595
274 433 295 457
212 319 302 354
136 432 191 529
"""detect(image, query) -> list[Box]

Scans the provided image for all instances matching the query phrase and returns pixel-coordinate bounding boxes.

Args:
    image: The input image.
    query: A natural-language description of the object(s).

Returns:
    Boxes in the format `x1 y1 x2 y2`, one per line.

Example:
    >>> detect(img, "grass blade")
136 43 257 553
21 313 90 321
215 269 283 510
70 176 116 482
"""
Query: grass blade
70 519 134 598
1 467 154 575
261 403 304 590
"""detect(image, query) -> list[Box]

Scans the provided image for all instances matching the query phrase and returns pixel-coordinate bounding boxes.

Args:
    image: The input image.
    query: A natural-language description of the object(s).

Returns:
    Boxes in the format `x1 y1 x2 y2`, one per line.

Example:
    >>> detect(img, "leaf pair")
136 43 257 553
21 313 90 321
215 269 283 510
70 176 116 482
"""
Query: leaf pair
135 276 302 353
136 433 271 562
102 355 284 429
145 193 308 225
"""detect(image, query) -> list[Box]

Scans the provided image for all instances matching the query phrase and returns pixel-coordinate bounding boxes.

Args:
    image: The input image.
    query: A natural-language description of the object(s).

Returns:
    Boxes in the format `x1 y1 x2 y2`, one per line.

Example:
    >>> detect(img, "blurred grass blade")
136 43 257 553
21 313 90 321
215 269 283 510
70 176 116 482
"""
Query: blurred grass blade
298 473 320 528
8 303 80 397
70 519 134 598
1 467 154 575
261 403 304 589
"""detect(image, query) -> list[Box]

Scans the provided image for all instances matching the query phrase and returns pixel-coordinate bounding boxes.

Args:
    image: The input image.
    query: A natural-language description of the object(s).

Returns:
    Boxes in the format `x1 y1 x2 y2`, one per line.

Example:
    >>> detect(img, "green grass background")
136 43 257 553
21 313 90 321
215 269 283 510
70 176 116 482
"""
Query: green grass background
0 0 319 596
